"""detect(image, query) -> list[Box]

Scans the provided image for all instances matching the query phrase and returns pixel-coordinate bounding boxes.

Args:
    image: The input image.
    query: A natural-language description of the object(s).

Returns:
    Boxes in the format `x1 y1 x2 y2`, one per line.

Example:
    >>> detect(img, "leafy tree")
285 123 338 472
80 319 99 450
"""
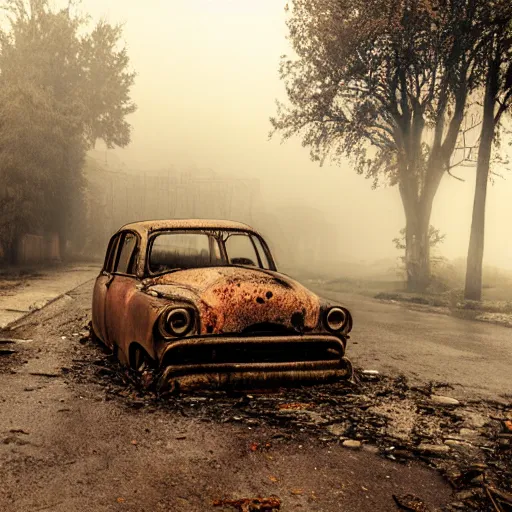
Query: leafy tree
271 0 483 292
464 1 512 300
0 81 72 262
80 20 137 149
0 0 136 262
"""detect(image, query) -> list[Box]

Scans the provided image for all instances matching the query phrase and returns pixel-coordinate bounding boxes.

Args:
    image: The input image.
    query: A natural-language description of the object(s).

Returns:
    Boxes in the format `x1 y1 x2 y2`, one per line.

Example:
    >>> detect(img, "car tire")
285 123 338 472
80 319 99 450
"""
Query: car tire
130 344 153 373
156 375 178 395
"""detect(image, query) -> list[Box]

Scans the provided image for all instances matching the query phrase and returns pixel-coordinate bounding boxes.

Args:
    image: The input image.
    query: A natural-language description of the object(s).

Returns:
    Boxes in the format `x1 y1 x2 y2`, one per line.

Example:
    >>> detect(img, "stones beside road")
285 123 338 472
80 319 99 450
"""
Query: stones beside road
429 395 460 406
416 444 451 456
342 440 362 450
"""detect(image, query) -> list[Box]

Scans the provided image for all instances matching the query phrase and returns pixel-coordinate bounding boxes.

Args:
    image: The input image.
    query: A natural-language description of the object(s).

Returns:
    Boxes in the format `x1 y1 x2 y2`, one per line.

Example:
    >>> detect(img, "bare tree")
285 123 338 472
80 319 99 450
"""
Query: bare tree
271 0 484 292
464 1 512 301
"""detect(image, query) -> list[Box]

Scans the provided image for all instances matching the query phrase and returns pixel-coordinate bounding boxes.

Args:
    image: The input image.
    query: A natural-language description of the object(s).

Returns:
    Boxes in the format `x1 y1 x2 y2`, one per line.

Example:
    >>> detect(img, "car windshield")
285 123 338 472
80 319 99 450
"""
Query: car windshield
148 230 272 274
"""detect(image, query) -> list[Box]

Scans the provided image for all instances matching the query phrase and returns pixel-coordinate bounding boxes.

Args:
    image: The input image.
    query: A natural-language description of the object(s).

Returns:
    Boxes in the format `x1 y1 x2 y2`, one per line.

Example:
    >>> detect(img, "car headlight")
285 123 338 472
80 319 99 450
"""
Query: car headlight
324 307 348 333
158 307 195 338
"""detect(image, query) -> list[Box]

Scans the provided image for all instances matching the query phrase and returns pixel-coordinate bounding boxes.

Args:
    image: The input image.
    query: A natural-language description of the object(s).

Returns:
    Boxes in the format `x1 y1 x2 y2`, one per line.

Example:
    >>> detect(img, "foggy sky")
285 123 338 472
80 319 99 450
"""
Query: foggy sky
83 0 512 270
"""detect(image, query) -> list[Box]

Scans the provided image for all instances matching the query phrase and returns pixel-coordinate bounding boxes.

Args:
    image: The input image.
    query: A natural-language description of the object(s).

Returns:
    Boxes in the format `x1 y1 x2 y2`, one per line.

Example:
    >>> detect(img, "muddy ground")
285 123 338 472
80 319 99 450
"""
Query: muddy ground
0 282 511 512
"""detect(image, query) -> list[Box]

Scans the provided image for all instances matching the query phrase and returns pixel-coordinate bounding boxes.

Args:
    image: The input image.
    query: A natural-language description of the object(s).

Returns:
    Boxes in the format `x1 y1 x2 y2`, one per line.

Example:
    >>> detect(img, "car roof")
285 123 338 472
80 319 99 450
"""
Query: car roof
117 219 261 236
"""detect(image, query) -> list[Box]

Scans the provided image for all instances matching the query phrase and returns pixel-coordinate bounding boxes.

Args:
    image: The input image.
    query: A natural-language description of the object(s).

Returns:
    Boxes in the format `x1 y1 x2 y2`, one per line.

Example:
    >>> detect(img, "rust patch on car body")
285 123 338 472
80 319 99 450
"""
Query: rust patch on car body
143 267 321 335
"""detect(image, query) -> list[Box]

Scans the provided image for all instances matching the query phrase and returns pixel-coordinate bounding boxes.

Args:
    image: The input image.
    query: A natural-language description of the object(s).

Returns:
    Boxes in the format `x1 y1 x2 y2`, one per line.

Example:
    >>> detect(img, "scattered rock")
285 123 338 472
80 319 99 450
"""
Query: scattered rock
459 410 487 429
326 423 348 437
455 489 478 500
2 435 30 446
459 428 479 440
430 395 460 406
362 444 379 454
29 372 60 378
444 439 465 447
416 444 450 456
342 440 361 449
443 439 479 456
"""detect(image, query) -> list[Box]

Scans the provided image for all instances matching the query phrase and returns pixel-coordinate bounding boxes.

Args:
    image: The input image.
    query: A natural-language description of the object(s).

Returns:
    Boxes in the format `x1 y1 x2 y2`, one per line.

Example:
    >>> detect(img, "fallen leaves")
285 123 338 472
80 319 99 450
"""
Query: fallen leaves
249 441 272 452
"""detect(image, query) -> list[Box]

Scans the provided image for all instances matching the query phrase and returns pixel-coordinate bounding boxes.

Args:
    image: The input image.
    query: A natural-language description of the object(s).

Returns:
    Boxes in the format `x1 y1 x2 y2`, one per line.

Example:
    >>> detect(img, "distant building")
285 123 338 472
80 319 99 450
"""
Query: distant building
82 155 259 256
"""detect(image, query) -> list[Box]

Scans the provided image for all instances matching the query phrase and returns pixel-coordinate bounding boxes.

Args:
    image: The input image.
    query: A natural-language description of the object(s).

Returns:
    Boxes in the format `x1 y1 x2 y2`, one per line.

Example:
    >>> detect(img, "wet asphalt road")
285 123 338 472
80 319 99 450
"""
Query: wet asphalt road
1 279 511 511
0 282 457 512
313 287 512 401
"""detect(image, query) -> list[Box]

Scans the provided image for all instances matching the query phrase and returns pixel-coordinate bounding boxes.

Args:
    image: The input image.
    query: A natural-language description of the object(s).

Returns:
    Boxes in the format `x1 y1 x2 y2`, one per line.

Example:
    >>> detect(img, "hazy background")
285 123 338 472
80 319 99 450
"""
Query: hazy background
82 0 512 271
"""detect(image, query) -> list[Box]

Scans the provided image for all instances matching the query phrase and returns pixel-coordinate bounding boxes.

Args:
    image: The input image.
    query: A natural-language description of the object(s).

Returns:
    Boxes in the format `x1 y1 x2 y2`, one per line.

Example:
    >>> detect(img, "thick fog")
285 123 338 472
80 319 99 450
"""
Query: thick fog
83 0 512 272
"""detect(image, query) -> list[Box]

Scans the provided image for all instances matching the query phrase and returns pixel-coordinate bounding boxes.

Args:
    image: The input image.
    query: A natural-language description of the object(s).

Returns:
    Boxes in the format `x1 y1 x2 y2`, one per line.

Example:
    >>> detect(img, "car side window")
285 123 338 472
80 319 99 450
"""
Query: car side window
104 235 120 273
115 232 138 275
251 236 271 270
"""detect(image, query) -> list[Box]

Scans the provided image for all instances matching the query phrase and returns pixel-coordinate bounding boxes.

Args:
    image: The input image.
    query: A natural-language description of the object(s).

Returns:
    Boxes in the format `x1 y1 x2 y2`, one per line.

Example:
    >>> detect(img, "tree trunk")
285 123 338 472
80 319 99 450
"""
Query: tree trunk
404 205 431 292
400 163 442 293
464 59 498 301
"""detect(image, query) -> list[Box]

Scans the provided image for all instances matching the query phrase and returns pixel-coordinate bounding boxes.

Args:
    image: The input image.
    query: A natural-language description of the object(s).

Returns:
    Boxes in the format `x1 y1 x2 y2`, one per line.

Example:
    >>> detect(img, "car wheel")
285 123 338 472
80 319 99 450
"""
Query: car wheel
156 374 178 395
130 345 153 373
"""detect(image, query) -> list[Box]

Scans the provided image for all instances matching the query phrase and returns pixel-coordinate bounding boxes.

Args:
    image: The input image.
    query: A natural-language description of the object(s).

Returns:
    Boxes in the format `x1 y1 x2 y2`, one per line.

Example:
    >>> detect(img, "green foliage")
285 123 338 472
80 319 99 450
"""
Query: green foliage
0 0 136 261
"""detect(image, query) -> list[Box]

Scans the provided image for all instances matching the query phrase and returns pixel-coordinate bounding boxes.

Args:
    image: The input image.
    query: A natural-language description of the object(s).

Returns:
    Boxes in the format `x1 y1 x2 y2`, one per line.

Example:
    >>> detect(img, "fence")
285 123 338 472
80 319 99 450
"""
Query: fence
82 162 260 256
16 232 60 264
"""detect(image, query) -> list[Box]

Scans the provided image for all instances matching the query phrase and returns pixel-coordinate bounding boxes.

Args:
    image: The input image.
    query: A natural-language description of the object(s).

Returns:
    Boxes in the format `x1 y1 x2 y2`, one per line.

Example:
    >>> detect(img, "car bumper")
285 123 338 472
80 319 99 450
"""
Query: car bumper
157 334 352 391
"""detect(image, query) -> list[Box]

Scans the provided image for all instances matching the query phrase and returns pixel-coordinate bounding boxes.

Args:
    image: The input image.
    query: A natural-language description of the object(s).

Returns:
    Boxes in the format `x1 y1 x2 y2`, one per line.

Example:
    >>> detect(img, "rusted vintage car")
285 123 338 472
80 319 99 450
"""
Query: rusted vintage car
91 219 353 391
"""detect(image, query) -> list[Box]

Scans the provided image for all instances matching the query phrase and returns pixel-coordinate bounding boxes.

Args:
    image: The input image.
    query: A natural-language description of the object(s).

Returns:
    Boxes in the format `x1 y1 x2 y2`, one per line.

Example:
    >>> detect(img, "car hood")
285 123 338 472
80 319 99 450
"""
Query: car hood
143 266 321 334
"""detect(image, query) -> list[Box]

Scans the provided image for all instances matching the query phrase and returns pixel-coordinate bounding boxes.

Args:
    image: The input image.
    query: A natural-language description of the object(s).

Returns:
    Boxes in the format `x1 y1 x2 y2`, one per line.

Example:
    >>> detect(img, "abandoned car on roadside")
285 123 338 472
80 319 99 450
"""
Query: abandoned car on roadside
91 219 353 391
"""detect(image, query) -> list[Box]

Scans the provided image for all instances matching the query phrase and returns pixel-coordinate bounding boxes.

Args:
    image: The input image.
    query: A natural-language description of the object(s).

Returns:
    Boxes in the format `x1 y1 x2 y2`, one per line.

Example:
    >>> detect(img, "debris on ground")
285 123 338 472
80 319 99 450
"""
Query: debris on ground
342 440 362 449
212 496 281 511
68 329 512 512
392 493 428 511
429 395 460 406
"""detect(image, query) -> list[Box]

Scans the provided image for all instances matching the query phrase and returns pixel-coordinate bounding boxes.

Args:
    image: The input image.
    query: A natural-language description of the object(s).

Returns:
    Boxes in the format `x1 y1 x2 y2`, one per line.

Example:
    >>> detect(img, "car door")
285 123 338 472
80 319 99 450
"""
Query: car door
92 233 121 345
104 231 140 353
